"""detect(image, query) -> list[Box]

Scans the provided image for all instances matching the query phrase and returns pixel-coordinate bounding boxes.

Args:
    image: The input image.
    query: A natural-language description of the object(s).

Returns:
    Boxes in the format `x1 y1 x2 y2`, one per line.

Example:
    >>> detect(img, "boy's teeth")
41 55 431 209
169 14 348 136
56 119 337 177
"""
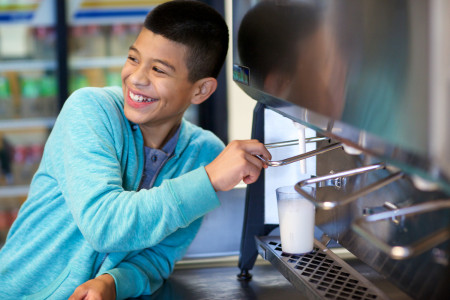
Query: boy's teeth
130 91 155 103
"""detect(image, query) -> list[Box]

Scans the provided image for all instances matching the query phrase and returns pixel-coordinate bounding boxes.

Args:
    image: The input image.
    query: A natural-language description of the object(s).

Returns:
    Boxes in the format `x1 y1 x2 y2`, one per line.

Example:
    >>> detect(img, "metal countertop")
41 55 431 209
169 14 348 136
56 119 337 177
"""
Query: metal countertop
132 257 306 300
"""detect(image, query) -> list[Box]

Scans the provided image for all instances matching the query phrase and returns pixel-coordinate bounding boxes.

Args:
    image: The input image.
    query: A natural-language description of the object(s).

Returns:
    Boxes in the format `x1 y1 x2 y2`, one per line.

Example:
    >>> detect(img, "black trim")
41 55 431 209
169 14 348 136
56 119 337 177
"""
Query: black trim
55 0 68 109
238 103 277 279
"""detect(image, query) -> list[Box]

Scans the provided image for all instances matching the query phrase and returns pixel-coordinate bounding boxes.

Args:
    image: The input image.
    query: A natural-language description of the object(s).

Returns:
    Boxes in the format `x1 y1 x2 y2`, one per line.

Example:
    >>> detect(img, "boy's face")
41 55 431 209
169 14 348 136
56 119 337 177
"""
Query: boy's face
121 28 196 130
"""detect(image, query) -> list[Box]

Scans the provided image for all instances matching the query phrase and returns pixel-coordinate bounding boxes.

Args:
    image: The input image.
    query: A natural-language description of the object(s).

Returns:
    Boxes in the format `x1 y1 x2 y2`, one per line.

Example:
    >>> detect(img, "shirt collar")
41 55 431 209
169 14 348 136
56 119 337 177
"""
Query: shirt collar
144 125 181 157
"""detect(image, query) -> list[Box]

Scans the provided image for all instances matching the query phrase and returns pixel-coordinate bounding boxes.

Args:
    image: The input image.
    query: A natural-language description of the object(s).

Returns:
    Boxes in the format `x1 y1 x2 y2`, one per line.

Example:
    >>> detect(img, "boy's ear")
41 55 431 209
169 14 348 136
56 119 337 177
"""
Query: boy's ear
191 78 217 105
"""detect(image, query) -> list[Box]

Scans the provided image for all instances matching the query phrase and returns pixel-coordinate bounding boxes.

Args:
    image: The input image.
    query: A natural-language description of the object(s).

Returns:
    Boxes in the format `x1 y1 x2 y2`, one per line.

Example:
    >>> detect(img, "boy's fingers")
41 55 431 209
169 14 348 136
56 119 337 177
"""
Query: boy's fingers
236 139 272 161
243 170 261 185
205 139 272 191
245 152 267 169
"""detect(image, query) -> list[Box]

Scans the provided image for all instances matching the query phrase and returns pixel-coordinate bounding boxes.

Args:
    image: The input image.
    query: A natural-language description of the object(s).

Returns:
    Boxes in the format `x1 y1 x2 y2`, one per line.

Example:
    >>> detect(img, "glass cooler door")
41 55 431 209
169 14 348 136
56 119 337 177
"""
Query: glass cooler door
0 0 57 246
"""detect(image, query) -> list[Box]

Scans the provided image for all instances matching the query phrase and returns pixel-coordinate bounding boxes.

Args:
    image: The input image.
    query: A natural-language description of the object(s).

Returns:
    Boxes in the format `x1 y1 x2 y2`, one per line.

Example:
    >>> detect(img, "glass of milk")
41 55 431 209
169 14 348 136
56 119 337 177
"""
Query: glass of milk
276 185 315 254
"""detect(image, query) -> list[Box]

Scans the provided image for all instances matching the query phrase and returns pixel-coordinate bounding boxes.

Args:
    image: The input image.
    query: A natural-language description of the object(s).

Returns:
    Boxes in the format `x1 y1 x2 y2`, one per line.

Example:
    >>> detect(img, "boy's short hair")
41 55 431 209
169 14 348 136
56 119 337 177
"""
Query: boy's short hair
144 0 229 82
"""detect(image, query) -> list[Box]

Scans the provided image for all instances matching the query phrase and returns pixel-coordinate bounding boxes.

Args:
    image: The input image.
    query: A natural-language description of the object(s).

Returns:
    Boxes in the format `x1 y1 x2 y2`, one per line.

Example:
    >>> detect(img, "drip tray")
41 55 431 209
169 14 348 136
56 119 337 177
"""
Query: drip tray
256 236 392 300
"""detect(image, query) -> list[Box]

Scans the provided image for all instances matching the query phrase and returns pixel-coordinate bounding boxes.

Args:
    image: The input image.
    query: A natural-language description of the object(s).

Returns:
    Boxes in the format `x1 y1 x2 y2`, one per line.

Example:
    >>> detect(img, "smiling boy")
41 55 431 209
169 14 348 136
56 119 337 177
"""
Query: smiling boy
0 1 270 299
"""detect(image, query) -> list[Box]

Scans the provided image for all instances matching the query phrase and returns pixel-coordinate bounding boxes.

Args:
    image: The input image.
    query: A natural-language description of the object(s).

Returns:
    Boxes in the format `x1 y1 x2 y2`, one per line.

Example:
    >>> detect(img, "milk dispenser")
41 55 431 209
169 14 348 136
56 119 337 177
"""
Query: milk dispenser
233 1 450 299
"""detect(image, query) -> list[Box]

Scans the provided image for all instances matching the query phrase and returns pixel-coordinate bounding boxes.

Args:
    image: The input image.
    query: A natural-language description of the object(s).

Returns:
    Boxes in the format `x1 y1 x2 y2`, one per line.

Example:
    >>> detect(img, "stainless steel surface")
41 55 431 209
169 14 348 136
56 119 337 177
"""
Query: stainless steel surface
255 142 341 167
135 258 307 300
352 199 450 259
233 0 450 193
313 144 450 299
255 236 411 300
233 0 450 299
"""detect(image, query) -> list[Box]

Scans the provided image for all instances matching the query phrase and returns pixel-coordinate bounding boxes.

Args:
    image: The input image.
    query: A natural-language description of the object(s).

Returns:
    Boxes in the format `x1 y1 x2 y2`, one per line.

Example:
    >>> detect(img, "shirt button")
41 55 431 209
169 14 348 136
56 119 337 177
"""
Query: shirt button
151 155 157 162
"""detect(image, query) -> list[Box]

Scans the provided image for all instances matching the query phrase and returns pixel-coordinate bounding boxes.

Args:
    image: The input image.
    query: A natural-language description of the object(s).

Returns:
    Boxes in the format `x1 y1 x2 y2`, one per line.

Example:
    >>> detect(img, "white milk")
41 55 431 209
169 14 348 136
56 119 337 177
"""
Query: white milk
277 187 315 254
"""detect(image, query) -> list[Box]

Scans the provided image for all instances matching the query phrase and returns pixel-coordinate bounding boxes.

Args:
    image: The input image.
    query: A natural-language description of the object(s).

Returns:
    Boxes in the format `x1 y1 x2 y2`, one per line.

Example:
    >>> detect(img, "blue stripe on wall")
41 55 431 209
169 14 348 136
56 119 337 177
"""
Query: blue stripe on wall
74 9 149 19
0 12 33 22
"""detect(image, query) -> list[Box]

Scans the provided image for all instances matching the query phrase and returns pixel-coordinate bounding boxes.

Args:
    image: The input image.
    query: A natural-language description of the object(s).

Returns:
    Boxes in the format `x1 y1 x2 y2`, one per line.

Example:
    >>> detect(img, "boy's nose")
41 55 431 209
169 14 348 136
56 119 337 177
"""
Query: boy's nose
130 67 150 86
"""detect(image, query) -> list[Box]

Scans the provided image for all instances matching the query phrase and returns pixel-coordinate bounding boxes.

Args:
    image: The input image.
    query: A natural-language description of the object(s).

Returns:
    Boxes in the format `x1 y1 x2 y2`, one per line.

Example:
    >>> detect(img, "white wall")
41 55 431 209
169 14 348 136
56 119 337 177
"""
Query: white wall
225 0 256 141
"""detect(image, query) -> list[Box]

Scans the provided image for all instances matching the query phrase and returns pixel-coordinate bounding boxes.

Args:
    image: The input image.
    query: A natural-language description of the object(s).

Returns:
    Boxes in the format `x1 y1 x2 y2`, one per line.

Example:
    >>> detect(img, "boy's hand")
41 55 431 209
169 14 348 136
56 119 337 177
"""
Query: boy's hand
205 140 271 191
69 274 116 300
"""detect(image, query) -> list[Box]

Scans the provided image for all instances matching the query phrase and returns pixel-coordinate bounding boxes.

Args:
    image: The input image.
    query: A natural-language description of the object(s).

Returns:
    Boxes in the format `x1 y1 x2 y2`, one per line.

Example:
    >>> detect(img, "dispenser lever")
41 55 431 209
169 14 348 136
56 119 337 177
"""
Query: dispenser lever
256 142 342 167
294 164 404 210
352 199 450 260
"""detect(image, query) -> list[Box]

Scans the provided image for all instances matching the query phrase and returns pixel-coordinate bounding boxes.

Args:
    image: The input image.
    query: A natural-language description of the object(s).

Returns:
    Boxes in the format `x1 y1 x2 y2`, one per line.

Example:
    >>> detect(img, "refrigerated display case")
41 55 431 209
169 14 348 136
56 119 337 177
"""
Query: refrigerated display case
66 0 157 95
0 0 57 246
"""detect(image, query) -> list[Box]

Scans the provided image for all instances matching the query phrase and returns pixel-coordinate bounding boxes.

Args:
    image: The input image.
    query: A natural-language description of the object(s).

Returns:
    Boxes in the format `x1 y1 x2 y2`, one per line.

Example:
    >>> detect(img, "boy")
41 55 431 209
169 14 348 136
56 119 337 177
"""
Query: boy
0 1 270 299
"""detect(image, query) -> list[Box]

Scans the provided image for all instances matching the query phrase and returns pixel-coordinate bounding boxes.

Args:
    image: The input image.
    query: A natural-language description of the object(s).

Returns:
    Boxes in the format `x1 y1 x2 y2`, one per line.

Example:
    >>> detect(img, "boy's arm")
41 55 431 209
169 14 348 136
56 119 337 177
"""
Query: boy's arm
102 218 203 299
45 89 220 253
90 140 272 299
48 88 269 253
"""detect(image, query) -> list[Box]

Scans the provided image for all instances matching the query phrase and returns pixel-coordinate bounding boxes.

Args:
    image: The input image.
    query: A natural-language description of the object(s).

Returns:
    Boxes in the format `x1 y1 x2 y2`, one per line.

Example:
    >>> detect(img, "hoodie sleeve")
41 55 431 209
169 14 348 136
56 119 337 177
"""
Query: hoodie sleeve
44 87 224 253
103 218 202 299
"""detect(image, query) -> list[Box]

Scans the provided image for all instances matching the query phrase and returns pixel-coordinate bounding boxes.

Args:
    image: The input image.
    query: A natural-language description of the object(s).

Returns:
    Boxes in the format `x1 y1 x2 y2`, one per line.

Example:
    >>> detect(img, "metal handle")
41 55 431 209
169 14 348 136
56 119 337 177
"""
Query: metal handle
256 142 342 167
352 199 450 260
294 163 404 209
264 137 329 149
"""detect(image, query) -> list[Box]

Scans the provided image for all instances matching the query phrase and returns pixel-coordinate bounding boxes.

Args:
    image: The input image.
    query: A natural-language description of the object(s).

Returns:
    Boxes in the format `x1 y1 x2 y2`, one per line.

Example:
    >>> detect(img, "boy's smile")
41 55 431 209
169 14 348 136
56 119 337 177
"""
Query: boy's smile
121 28 196 148
126 88 159 109
129 90 158 104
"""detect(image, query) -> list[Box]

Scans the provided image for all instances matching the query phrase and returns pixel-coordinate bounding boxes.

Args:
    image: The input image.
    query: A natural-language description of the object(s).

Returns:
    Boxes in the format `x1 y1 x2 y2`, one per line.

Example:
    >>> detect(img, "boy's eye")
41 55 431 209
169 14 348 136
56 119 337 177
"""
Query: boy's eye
127 56 138 63
152 66 165 74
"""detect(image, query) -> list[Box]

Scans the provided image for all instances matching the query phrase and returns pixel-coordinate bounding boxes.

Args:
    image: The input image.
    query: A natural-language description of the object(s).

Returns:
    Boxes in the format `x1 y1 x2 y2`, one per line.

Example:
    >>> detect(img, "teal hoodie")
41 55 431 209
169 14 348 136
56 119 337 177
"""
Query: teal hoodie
0 86 224 299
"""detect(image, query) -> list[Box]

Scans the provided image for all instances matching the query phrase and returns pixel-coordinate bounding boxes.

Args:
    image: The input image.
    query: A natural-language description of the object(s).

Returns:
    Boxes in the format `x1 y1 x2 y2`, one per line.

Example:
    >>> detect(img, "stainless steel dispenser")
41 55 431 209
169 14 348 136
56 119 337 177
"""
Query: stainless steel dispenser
233 1 450 299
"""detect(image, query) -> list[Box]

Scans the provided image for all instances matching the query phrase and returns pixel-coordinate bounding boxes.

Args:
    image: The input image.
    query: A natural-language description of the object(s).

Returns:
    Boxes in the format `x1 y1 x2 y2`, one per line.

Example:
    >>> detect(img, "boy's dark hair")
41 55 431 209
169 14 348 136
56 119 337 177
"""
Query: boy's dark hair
145 0 229 82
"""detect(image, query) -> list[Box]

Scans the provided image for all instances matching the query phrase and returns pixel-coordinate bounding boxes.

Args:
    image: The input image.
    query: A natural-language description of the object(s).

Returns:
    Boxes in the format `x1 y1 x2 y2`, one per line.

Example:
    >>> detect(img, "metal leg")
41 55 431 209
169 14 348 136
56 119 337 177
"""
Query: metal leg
237 103 277 280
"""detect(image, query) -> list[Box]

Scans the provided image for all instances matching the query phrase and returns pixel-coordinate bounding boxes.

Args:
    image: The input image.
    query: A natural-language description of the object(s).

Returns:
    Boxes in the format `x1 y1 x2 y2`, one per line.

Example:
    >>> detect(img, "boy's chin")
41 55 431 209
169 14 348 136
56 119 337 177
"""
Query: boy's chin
123 109 144 125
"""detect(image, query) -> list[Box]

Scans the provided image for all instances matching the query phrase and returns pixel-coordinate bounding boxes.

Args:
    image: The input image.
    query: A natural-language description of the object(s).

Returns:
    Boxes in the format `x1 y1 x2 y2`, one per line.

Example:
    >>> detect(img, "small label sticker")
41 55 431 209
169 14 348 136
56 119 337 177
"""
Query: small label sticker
233 64 250 85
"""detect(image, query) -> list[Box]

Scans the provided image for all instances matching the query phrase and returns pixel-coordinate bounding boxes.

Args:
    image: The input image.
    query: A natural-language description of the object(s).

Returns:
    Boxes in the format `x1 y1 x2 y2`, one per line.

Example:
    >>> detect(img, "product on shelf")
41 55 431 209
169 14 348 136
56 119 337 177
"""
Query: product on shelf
39 73 58 117
108 23 143 57
84 68 105 88
19 73 44 118
3 131 47 186
69 26 88 58
0 25 34 59
126 24 142 49
33 27 56 60
0 208 10 231
0 76 13 119
0 203 18 231
0 196 25 247
110 24 128 57
0 135 13 186
86 24 107 57
69 25 108 58
70 68 122 92
69 71 89 94
105 68 122 87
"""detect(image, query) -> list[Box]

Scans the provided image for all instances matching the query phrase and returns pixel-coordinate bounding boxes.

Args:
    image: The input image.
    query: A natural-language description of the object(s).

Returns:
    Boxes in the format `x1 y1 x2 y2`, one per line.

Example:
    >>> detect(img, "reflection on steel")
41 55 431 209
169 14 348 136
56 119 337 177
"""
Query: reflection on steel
264 137 329 149
295 165 404 209
234 0 450 298
233 0 450 191
256 142 342 167
352 200 450 260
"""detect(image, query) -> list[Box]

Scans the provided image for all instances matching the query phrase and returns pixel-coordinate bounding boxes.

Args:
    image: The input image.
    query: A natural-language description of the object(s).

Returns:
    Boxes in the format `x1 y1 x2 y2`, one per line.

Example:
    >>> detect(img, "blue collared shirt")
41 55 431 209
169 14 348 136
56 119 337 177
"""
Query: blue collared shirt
138 127 180 190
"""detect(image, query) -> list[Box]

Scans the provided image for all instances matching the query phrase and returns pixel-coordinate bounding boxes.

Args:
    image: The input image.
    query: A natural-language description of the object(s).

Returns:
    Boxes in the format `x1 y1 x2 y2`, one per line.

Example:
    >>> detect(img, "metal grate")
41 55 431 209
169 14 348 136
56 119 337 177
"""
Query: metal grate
257 237 388 300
